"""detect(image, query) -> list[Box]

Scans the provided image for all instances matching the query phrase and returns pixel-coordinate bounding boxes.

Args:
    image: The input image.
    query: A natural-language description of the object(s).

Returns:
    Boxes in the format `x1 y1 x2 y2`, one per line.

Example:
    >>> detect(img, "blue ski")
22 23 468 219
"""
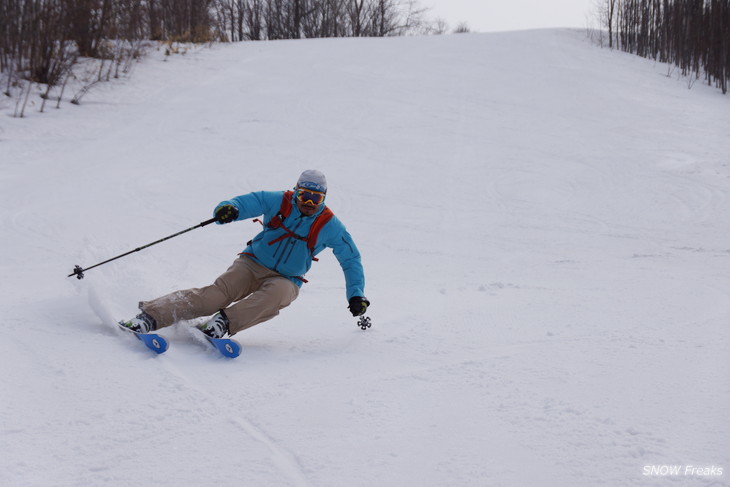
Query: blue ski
192 326 241 358
117 322 169 354
203 335 242 358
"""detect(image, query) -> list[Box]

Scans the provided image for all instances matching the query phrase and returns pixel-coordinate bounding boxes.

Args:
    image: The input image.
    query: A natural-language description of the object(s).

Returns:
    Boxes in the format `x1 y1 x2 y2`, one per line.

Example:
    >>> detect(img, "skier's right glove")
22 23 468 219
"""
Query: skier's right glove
214 204 239 224
348 296 370 317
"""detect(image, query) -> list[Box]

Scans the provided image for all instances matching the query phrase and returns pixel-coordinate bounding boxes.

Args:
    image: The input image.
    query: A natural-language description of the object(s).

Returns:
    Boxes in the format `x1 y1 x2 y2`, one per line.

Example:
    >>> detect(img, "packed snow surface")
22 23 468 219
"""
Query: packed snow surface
1 30 729 486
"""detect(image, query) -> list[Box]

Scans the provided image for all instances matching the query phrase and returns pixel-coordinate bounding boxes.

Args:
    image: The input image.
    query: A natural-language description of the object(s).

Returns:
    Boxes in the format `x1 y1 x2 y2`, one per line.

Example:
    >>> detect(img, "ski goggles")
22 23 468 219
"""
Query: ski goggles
296 188 326 206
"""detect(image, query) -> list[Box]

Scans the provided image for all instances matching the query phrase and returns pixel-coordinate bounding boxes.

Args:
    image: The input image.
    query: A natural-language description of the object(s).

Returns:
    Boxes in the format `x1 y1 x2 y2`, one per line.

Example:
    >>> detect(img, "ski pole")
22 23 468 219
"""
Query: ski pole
68 217 218 280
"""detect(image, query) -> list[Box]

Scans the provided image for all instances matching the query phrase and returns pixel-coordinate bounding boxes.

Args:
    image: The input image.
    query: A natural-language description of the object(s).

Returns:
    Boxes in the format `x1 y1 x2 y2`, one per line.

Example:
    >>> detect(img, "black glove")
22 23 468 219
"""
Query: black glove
214 204 239 224
348 296 370 317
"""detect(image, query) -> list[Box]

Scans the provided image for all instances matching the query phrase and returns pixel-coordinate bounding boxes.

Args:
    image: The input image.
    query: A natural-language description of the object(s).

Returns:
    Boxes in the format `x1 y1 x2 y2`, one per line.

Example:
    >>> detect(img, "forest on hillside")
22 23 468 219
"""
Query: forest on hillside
592 0 729 93
0 0 446 115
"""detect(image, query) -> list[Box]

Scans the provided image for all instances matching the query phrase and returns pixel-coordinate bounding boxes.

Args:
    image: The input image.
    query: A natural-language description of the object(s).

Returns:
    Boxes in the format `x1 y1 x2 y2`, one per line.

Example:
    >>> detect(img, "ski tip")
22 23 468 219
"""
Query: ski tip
207 336 242 358
141 334 169 354
117 321 169 354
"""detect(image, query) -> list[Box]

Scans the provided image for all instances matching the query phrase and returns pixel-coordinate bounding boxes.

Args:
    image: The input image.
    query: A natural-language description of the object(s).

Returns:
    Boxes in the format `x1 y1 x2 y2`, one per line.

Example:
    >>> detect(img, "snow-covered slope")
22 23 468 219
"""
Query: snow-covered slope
1 30 728 486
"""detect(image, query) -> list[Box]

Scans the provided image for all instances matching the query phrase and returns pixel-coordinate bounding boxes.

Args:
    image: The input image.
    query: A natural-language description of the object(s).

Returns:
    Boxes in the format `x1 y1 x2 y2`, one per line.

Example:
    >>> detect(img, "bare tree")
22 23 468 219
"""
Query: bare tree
606 0 617 48
429 17 449 35
453 21 470 34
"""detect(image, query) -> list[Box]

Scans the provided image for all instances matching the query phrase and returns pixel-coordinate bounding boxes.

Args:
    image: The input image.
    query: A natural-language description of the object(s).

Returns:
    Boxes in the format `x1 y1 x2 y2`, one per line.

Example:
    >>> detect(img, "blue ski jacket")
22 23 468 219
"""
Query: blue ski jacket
215 191 365 300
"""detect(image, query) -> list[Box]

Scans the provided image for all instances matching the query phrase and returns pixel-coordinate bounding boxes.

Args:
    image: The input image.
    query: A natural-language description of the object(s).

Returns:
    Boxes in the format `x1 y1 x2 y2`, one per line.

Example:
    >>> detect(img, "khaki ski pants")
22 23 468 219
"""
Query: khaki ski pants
141 256 299 335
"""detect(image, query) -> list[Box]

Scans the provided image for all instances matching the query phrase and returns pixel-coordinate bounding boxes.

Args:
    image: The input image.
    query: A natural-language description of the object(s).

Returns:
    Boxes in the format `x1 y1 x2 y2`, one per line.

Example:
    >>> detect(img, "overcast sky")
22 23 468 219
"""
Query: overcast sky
425 0 595 33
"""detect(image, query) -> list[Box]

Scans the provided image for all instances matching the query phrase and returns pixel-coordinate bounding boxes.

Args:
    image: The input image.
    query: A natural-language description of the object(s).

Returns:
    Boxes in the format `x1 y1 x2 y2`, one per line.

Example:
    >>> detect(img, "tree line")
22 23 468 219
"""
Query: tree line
214 0 432 41
593 0 730 94
0 0 446 115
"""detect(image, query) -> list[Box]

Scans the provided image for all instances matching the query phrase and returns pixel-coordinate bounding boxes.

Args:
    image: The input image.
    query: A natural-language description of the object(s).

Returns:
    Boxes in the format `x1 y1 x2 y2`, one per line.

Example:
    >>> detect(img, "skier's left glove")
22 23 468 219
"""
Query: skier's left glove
214 204 239 224
348 296 370 317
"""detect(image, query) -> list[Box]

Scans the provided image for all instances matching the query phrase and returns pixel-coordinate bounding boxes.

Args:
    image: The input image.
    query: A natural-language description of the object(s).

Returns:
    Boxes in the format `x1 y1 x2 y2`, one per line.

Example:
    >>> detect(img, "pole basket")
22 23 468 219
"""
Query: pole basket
357 315 372 331
71 265 85 280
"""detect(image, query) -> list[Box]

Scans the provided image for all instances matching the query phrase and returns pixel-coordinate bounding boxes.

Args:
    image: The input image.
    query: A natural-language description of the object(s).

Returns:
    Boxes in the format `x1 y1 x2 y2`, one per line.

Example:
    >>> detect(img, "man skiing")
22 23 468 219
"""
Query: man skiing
121 170 369 338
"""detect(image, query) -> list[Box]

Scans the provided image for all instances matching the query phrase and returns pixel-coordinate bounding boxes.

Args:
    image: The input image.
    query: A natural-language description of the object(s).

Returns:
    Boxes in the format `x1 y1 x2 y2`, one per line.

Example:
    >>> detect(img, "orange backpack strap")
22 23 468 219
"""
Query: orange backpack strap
306 207 334 259
267 190 294 229
266 191 303 246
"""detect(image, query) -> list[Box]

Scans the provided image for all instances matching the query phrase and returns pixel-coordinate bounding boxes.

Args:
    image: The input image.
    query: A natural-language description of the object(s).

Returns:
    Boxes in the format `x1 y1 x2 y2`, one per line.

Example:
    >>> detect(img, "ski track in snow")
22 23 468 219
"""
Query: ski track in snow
159 359 314 487
1 30 729 487
227 416 313 487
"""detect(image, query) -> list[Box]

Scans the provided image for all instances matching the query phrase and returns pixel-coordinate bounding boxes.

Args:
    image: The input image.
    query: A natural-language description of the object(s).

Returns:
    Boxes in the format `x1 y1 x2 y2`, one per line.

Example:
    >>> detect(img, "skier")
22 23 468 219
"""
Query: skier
121 170 369 338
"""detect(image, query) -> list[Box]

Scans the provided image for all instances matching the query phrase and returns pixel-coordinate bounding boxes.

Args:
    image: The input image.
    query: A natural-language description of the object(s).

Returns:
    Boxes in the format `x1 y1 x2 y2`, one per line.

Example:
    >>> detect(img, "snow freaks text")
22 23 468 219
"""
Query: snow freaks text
642 465 723 477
